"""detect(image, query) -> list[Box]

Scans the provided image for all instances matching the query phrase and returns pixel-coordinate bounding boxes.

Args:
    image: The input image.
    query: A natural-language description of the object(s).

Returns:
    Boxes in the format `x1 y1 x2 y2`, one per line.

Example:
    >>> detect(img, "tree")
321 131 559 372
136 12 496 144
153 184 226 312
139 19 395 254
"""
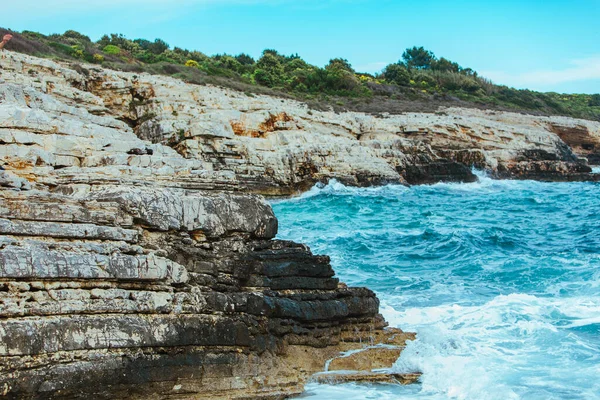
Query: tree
148 38 169 55
402 46 435 70
235 53 255 65
134 38 152 50
326 58 354 73
589 94 600 107
432 57 460 73
254 52 285 87
262 49 281 58
383 63 410 86
461 67 477 77
62 30 91 42
284 57 310 74
215 55 243 73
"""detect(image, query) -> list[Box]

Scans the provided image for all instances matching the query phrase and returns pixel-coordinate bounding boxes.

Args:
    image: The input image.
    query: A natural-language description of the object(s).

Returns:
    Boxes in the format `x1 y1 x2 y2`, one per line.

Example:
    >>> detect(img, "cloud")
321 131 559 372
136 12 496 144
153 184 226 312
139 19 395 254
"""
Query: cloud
480 55 600 90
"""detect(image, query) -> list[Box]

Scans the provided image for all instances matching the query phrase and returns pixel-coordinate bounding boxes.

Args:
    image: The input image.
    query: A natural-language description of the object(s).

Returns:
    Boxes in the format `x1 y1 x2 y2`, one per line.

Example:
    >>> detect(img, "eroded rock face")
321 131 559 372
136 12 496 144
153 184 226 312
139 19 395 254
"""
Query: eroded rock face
548 123 600 164
2 52 599 197
0 54 412 399
0 51 599 398
0 189 395 398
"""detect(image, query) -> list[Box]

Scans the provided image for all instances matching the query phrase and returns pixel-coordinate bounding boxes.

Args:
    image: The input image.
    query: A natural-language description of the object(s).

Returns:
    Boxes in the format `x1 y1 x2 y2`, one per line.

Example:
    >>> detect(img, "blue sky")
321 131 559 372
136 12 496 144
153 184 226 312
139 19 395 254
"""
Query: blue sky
4 0 600 93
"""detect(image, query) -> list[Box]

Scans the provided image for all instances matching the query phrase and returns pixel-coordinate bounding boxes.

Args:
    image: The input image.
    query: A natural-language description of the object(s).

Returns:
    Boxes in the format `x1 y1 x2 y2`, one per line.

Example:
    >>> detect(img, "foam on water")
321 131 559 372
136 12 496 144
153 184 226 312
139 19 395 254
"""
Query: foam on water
272 174 600 399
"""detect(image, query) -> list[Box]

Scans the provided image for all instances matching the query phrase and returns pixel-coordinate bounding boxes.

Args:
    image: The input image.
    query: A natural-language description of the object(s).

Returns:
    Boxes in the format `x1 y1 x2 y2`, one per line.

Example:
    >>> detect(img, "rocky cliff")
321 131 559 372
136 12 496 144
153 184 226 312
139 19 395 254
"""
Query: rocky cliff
0 53 420 399
2 53 599 196
0 52 599 398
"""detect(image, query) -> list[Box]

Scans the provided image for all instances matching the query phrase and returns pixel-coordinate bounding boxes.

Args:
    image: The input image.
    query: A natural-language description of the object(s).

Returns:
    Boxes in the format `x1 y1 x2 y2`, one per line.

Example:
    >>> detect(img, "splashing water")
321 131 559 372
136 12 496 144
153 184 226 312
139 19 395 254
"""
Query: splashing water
273 174 600 400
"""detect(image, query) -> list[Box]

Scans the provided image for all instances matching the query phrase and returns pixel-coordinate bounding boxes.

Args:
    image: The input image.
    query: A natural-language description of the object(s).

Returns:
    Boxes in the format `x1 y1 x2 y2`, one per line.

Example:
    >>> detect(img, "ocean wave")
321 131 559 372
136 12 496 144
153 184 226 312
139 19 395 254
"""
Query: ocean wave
383 293 600 399
296 179 410 200
273 174 600 399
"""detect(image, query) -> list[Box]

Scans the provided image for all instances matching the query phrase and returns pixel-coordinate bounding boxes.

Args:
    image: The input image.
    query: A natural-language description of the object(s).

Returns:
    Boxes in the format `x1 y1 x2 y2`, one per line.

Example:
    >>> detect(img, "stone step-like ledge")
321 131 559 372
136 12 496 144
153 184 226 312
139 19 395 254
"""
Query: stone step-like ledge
310 370 421 385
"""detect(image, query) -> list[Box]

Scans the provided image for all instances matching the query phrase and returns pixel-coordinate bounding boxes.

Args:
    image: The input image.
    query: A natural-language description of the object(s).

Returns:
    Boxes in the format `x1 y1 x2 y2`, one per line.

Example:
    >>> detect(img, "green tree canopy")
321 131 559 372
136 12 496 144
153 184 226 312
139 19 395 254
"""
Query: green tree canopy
235 53 255 65
148 38 169 55
254 52 285 87
402 46 436 70
326 58 354 73
62 30 91 42
431 57 460 73
383 63 410 86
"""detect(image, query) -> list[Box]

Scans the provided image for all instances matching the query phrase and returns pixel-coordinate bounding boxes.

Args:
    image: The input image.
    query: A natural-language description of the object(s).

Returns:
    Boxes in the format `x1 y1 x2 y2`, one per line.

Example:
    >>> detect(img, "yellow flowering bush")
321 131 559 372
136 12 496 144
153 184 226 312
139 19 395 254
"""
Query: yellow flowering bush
185 59 200 68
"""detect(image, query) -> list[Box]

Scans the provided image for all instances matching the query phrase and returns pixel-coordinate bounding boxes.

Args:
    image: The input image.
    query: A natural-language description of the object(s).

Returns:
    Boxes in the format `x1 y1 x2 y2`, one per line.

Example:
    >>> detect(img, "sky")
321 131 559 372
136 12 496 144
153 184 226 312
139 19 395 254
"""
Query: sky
3 0 600 94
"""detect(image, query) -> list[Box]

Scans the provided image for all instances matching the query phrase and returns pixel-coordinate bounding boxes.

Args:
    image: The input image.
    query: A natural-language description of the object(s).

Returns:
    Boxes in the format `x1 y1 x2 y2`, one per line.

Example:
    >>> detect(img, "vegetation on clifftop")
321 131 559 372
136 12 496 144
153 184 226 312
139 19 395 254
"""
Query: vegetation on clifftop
1 27 599 121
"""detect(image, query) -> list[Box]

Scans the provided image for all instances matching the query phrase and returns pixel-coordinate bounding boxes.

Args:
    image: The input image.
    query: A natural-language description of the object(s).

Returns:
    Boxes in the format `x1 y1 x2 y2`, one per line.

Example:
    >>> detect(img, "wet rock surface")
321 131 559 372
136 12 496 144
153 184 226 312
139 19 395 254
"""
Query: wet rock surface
400 160 478 185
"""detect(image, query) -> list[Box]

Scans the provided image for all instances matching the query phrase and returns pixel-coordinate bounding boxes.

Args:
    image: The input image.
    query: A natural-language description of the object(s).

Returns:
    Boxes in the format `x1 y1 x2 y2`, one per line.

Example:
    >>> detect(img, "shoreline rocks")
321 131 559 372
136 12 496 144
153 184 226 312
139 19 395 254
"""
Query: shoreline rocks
0 51 598 398
2 52 600 196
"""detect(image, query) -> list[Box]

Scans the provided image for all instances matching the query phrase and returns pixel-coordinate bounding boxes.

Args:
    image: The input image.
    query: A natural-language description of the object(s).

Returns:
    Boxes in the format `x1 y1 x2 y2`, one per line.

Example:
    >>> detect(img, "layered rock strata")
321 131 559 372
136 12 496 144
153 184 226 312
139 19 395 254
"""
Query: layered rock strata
0 53 418 399
2 53 599 197
0 187 398 398
1 50 599 398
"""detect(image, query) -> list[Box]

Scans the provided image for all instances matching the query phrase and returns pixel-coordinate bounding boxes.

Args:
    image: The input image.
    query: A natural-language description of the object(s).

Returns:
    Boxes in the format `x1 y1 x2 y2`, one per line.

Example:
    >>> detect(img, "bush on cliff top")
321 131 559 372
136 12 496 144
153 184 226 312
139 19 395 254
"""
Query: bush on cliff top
1 27 598 121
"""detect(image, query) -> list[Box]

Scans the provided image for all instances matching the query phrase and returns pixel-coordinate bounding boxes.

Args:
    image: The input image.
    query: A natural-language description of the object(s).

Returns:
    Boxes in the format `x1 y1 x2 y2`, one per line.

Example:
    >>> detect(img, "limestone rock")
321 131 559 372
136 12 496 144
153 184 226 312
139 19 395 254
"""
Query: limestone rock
2 52 598 197
311 371 421 385
0 50 598 398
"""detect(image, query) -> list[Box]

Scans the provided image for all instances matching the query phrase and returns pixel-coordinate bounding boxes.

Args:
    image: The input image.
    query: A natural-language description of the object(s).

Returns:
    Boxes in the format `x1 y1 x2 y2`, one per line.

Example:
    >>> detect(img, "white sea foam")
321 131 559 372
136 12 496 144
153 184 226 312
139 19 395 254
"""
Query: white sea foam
283 179 410 201
288 170 565 202
273 174 600 399
377 292 600 399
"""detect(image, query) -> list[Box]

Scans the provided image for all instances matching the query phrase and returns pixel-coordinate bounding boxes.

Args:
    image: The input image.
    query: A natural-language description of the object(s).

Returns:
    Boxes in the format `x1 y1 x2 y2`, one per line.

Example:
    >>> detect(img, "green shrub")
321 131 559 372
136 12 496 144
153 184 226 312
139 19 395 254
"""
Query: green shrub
383 64 410 86
253 68 273 86
22 30 46 40
412 71 436 88
102 45 121 55
48 42 77 56
93 54 104 63
72 48 84 58
62 30 91 42
430 71 480 92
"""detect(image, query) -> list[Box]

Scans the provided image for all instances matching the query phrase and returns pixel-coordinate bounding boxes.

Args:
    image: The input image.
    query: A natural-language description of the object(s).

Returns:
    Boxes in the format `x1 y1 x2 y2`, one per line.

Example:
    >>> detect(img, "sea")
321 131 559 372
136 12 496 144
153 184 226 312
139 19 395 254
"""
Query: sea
271 171 600 400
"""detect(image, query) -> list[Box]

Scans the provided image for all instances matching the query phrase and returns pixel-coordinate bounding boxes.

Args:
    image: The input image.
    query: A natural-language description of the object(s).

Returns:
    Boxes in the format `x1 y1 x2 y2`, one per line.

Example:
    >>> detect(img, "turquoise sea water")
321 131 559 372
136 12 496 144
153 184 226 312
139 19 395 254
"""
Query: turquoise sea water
272 172 600 400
